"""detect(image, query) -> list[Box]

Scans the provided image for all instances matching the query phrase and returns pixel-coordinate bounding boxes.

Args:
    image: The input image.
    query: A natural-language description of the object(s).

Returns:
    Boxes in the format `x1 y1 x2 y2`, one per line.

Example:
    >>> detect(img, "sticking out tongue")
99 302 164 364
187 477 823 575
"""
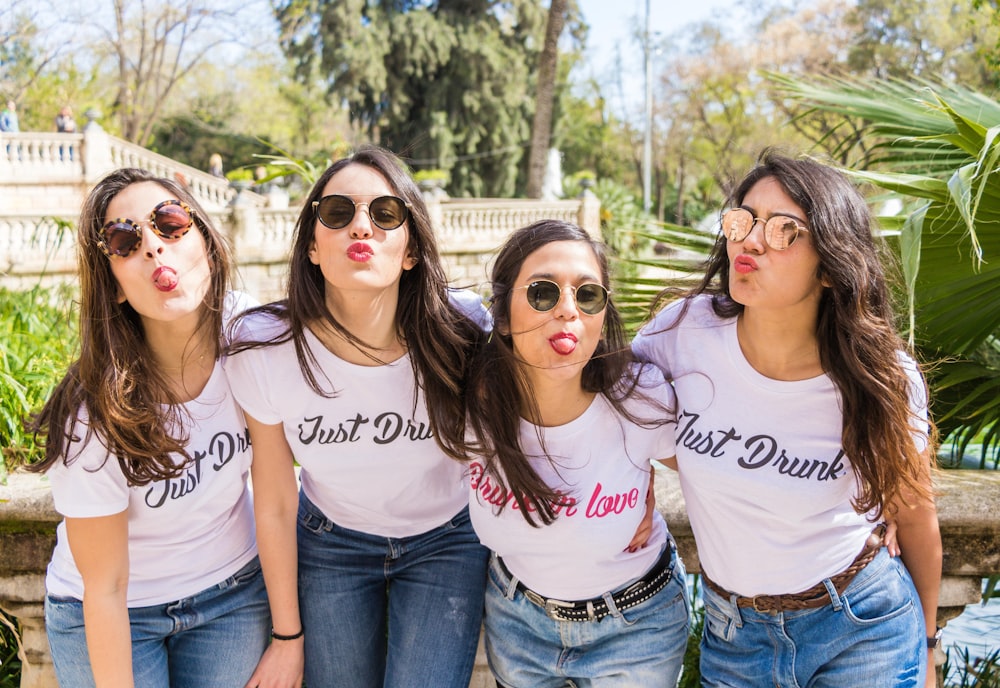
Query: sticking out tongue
152 267 178 291
550 336 577 355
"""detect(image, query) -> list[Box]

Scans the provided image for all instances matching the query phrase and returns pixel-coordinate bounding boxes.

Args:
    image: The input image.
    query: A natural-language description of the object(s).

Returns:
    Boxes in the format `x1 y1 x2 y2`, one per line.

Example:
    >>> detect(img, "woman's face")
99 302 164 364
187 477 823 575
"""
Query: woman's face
104 182 211 326
507 240 607 386
726 176 825 313
308 163 417 301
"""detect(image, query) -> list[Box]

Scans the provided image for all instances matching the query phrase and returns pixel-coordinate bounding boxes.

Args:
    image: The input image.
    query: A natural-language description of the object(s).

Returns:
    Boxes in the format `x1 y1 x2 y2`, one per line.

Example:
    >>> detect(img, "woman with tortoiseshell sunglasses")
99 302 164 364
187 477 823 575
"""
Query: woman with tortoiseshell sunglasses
22 168 269 687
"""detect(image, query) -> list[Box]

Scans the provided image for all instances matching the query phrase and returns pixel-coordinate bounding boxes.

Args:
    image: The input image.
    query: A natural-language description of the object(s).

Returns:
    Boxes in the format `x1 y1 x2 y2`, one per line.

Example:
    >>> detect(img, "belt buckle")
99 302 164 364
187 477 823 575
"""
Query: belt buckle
543 597 575 620
751 595 778 614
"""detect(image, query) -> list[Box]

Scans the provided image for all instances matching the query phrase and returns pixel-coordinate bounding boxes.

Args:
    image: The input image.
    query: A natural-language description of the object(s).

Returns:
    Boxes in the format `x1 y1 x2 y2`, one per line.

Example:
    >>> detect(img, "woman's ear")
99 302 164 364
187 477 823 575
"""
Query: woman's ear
308 240 319 265
403 252 418 271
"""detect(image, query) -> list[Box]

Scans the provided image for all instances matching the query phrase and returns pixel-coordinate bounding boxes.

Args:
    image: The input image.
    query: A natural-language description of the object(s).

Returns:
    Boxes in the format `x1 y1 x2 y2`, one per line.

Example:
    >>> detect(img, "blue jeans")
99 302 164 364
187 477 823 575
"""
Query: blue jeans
45 556 270 688
484 545 690 687
296 491 488 688
700 547 926 687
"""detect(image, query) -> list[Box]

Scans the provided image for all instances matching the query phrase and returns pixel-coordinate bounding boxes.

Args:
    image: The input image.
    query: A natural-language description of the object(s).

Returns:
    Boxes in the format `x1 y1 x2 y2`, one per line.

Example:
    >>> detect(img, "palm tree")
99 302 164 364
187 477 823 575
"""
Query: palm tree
771 74 1000 467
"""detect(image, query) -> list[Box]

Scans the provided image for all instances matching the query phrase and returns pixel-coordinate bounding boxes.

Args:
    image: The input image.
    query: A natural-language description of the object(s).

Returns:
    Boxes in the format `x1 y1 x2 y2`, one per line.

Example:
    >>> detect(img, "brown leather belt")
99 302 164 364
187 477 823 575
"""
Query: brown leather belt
702 523 886 614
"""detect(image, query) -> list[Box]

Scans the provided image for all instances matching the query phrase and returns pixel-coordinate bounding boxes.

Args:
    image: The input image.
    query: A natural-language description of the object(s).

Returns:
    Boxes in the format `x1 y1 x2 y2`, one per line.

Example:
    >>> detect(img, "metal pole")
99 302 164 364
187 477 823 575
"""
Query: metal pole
642 0 652 214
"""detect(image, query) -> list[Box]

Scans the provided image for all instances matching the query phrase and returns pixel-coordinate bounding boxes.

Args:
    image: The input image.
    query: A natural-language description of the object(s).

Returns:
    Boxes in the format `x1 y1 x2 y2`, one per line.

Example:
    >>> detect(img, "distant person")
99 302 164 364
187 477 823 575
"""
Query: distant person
209 153 225 178
55 106 77 133
1 100 19 132
252 165 270 193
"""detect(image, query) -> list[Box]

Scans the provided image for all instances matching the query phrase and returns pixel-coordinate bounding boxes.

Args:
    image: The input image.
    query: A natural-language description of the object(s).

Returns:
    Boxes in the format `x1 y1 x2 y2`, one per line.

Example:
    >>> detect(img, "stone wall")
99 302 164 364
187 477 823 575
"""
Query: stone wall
1 469 997 687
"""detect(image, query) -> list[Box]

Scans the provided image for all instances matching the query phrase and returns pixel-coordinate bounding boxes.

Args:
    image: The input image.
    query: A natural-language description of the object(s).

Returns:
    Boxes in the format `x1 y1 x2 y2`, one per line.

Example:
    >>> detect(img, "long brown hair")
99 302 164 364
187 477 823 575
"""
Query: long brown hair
448 220 669 526
26 168 233 484
227 145 482 454
654 150 934 517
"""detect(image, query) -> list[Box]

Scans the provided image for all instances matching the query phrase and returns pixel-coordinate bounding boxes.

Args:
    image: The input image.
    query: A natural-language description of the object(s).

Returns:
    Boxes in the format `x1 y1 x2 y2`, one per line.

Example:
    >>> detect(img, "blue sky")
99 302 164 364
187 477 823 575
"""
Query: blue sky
574 0 739 116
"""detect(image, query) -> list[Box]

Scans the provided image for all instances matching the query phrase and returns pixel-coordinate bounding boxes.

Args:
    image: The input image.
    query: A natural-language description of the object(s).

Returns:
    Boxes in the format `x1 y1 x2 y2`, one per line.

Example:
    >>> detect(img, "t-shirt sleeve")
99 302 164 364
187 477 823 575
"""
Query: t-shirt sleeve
223 314 284 425
448 288 493 333
47 425 130 518
634 363 677 462
899 351 930 453
632 299 686 378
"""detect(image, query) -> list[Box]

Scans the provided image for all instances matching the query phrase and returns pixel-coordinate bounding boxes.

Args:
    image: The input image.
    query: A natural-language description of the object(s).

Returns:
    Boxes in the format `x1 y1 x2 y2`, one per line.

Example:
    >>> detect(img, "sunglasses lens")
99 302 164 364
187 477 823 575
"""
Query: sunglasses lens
152 202 193 239
575 284 609 315
317 196 356 229
764 217 800 250
369 196 408 230
721 209 753 242
525 281 561 312
103 223 140 256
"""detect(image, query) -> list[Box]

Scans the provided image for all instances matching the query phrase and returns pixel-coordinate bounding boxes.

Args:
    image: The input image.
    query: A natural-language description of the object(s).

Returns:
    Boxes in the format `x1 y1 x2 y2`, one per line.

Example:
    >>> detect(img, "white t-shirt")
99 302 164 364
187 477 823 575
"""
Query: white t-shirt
468 365 675 600
632 294 928 596
225 311 468 538
45 361 257 606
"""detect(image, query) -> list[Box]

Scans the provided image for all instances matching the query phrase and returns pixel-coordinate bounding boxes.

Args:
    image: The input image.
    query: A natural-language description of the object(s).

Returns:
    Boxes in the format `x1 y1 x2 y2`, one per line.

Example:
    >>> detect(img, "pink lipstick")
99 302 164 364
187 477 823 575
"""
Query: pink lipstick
347 242 373 262
733 255 758 274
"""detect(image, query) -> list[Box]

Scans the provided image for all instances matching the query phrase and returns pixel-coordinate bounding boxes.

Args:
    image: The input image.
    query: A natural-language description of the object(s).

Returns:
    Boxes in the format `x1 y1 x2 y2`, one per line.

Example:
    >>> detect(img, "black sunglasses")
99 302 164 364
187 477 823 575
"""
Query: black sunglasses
516 280 610 316
98 200 195 258
312 194 410 231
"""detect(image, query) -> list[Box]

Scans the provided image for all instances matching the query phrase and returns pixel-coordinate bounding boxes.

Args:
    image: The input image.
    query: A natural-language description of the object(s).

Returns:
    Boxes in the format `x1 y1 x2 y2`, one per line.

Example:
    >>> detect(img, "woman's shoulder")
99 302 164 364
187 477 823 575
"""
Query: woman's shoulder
640 293 725 336
227 302 290 346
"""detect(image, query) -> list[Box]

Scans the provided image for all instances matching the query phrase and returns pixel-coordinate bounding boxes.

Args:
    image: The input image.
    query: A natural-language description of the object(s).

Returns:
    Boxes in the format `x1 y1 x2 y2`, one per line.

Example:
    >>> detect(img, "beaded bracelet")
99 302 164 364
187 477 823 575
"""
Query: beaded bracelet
271 627 304 641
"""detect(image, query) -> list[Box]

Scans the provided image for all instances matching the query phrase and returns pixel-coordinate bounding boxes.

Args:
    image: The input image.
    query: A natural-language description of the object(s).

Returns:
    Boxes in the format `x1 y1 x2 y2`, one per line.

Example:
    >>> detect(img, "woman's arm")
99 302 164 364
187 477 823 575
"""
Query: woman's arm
65 511 133 688
892 452 942 688
243 414 304 688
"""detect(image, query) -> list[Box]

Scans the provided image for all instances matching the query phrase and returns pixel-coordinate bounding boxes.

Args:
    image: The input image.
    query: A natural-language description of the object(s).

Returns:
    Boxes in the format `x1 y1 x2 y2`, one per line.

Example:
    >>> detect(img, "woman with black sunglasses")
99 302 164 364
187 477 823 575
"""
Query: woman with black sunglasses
225 145 489 688
25 168 269 687
633 151 941 688
437 220 690 687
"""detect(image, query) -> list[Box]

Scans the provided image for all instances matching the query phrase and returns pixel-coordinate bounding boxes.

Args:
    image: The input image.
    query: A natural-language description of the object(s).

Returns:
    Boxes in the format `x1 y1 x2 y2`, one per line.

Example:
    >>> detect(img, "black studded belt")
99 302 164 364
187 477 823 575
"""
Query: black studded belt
497 541 677 622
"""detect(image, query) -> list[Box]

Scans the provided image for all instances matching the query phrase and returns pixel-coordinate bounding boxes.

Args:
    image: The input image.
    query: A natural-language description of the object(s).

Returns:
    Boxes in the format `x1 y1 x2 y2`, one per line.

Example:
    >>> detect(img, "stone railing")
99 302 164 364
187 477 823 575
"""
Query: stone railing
1 188 601 302
0 469 996 687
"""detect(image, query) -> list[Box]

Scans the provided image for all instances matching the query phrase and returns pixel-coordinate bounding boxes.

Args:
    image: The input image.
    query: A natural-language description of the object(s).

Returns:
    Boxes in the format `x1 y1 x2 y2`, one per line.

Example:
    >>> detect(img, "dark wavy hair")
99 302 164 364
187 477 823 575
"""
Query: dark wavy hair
26 168 233 484
448 220 668 526
227 145 482 453
654 150 934 517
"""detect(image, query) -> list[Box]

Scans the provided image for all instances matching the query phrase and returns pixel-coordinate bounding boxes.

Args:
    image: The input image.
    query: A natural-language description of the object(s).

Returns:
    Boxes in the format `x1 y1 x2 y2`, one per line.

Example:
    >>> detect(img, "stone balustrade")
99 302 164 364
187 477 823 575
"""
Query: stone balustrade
0 469 996 687
1 125 601 300
1 192 601 304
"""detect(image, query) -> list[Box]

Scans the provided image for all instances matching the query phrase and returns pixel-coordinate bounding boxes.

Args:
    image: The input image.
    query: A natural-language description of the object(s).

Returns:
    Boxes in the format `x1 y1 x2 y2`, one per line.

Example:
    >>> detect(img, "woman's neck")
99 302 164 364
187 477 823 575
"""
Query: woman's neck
311 288 406 365
522 370 595 427
145 315 216 401
737 308 823 381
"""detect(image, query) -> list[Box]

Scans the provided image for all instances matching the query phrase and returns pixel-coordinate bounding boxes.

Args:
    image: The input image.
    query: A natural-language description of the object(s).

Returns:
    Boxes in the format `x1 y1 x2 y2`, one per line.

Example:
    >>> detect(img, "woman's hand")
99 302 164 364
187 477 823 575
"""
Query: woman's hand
625 470 657 552
243 638 304 688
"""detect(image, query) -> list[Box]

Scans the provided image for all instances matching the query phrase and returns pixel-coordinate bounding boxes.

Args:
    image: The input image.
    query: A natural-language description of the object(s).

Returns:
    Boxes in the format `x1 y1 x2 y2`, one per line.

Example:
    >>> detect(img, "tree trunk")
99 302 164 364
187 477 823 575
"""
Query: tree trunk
526 0 568 199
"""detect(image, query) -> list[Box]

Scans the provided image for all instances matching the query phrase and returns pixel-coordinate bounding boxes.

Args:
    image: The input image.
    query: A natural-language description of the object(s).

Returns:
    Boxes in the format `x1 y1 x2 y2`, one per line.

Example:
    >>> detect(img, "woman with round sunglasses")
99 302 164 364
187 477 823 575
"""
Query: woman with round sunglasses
25 168 270 687
224 145 490 688
440 220 690 687
632 151 941 688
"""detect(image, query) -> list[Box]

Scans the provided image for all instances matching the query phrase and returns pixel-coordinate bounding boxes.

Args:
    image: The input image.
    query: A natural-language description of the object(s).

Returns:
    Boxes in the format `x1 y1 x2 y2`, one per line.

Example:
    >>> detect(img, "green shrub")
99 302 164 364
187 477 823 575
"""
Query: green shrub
0 285 79 477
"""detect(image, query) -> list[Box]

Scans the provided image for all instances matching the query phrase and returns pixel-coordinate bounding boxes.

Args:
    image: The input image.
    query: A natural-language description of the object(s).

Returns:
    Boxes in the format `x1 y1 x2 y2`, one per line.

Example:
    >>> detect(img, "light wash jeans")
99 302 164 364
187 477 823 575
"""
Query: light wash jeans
700 547 926 687
296 491 489 688
484 545 690 687
45 556 270 688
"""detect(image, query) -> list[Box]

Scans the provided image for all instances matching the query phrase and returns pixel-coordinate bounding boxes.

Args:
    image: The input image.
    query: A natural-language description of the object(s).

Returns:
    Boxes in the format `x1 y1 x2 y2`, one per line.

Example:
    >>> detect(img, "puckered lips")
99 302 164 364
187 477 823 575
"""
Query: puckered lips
347 241 374 263
733 255 758 274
